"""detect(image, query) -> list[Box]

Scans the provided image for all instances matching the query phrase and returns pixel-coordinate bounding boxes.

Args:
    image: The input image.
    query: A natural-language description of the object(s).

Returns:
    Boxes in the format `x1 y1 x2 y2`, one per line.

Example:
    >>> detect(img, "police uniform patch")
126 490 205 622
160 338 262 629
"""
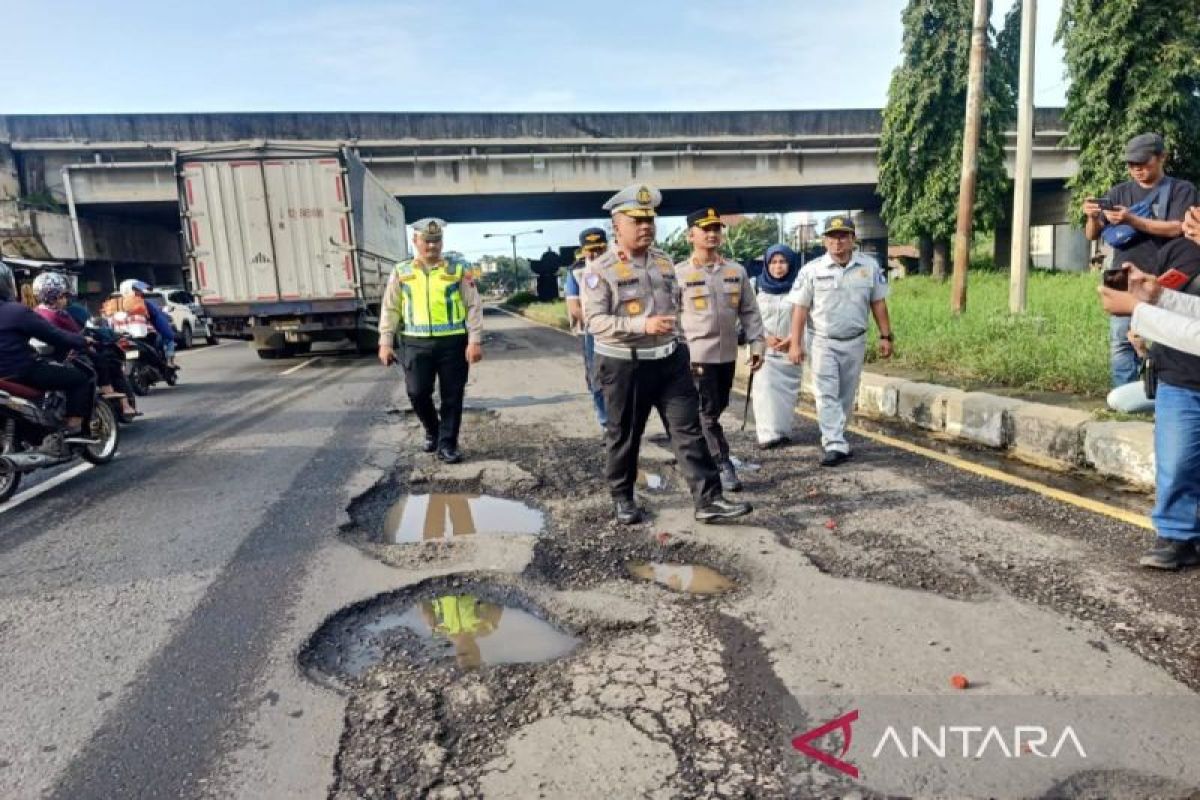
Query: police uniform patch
694 297 708 311
728 293 740 307
626 300 642 315
585 273 600 289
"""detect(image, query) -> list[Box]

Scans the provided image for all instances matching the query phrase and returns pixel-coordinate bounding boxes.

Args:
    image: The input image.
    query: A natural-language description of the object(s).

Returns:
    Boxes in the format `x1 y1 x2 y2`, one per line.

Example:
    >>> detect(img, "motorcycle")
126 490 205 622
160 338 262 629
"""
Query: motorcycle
109 311 178 396
82 321 140 423
0 355 120 503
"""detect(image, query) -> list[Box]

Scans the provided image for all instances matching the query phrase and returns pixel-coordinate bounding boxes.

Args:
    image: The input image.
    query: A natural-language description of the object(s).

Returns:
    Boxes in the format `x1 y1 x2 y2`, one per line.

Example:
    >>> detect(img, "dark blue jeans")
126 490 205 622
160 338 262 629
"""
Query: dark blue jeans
1110 315 1142 388
1151 381 1200 542
581 333 607 428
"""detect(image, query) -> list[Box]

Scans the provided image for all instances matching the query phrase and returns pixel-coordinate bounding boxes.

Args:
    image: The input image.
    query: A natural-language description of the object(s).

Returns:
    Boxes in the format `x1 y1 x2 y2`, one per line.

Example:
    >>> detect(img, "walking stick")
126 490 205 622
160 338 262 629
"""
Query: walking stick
741 367 754 431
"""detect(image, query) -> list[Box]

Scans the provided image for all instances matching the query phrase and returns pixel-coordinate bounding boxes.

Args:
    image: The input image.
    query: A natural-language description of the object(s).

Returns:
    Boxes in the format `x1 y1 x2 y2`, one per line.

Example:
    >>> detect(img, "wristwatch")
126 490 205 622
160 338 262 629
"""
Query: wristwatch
879 333 894 341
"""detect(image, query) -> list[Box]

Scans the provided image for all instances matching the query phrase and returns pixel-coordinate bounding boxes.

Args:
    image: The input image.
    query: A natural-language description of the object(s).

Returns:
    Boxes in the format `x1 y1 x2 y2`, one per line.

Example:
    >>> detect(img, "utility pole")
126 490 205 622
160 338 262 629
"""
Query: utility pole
950 0 990 315
1008 0 1036 314
484 229 543 293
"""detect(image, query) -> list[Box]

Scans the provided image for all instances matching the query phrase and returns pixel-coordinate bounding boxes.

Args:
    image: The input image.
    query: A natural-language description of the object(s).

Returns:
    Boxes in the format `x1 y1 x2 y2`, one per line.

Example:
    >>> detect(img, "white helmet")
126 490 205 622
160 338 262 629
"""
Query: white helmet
119 278 151 297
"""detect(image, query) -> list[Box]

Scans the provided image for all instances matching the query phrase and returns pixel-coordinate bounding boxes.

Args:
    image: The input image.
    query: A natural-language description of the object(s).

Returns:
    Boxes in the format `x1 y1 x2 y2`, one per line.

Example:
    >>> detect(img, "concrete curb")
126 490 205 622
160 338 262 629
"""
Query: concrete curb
735 361 1155 491
502 304 1157 491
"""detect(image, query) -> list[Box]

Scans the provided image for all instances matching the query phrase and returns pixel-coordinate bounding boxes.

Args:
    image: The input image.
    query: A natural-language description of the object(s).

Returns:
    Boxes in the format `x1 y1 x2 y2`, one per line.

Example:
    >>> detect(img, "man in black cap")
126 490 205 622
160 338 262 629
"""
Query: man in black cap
1084 133 1198 390
674 208 765 491
565 227 609 430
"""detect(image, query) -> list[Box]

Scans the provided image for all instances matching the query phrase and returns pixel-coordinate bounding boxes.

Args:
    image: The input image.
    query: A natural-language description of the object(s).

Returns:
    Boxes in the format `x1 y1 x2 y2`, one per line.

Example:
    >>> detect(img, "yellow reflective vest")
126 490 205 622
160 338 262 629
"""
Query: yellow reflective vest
429 595 494 636
391 260 468 337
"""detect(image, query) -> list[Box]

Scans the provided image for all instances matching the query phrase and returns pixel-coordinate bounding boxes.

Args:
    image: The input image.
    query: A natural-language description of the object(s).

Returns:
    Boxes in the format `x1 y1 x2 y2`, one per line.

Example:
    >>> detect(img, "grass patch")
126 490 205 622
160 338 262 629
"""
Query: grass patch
511 299 569 331
870 270 1109 398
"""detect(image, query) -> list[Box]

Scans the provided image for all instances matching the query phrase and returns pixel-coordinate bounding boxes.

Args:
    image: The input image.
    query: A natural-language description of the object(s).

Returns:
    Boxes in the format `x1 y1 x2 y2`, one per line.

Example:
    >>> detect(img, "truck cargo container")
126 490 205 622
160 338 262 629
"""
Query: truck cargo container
178 144 406 358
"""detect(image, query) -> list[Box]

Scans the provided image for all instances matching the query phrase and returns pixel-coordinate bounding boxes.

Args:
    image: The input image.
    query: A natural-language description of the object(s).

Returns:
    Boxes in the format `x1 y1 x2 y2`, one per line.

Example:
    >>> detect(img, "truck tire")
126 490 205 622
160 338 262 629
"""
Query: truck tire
354 329 379 355
256 348 286 360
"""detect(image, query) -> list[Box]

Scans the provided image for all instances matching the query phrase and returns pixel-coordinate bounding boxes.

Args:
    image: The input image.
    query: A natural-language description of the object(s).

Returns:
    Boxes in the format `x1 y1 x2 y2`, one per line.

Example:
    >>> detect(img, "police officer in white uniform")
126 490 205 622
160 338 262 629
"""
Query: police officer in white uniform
787 215 893 466
674 207 766 492
581 183 752 525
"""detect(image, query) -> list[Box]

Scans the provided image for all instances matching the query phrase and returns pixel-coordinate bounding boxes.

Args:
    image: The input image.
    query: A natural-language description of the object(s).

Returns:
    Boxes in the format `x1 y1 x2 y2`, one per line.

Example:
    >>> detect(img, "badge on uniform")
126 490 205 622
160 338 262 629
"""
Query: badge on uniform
694 297 708 311
626 300 642 315
728 292 740 308
585 273 601 289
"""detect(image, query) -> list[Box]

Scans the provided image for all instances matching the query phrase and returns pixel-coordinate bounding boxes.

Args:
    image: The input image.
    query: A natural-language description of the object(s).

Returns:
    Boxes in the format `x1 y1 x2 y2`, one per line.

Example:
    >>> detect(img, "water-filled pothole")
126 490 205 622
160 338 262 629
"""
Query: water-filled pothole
302 581 580 685
627 562 736 595
381 493 544 543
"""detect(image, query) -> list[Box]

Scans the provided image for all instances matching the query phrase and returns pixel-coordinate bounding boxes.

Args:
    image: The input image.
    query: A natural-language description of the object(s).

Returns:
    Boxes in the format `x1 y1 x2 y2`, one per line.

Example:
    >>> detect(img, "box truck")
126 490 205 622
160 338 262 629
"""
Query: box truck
179 144 406 358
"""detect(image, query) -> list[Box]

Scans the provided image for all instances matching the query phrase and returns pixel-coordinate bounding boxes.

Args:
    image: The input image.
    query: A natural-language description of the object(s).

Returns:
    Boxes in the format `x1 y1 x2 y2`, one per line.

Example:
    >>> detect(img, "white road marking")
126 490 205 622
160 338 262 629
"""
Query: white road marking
0 463 94 516
177 340 238 357
280 357 320 376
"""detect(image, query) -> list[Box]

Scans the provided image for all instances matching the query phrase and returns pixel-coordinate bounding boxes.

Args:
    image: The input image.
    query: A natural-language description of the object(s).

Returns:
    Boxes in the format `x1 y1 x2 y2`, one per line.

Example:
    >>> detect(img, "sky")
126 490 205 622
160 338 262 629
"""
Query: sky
3 0 1067 261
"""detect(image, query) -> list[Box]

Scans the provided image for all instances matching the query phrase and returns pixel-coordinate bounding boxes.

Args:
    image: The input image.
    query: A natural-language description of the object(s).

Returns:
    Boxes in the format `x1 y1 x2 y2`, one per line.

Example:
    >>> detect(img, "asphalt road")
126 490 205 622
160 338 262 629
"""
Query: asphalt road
1 312 1197 799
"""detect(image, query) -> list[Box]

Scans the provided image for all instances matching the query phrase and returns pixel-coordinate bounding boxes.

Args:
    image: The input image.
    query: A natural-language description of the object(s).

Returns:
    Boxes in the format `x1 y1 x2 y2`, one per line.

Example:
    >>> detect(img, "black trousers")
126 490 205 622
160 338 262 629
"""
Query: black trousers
402 334 469 448
691 361 737 464
17 360 94 419
595 347 721 508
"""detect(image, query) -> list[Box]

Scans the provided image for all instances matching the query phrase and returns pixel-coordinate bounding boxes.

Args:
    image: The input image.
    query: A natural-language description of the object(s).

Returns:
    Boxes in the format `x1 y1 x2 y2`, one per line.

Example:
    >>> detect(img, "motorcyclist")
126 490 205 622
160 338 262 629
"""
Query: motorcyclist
119 279 177 368
0 262 94 435
33 272 137 418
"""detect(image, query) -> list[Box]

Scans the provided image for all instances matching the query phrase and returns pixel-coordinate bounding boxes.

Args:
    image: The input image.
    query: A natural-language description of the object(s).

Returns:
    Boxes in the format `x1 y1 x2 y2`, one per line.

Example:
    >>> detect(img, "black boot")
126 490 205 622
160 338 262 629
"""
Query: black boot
422 433 438 453
614 497 644 525
820 449 850 467
1138 538 1200 570
437 445 463 464
695 496 752 523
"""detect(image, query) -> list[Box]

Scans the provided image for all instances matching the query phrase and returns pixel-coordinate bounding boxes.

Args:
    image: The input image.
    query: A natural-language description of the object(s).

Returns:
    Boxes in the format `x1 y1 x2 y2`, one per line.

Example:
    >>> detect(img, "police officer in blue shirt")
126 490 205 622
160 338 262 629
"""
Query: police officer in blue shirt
564 227 609 430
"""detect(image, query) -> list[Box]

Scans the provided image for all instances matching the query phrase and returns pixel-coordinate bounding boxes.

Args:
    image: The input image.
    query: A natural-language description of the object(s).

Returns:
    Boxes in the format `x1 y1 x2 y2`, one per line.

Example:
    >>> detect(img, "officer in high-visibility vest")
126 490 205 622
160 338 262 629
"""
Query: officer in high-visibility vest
379 218 484 464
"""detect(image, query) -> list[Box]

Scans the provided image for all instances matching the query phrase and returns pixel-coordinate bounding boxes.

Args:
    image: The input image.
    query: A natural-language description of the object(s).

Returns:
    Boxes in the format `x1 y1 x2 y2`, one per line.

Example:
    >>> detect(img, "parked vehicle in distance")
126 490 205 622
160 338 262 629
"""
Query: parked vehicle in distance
150 286 218 347
179 144 408 359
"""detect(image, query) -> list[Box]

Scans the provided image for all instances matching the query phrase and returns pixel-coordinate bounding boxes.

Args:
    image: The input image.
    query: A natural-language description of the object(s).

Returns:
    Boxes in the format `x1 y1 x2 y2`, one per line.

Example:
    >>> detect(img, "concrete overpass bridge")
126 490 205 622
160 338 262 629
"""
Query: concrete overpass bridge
0 109 1078 290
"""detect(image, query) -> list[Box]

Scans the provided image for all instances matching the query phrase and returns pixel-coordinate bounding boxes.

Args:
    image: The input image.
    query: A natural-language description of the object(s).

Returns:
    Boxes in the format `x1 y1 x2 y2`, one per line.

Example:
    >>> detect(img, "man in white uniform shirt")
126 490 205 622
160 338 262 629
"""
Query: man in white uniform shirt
787 215 894 466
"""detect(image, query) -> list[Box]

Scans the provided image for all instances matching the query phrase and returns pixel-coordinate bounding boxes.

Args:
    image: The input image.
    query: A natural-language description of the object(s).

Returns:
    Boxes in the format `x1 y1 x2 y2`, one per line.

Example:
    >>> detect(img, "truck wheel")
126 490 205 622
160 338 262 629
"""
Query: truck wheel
256 348 286 360
355 330 379 355
179 323 194 350
206 331 219 346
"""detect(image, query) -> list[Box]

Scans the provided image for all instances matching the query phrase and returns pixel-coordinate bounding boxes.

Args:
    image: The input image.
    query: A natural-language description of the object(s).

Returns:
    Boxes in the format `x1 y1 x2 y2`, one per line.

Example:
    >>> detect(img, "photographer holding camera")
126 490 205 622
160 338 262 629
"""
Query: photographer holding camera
1085 133 1197 390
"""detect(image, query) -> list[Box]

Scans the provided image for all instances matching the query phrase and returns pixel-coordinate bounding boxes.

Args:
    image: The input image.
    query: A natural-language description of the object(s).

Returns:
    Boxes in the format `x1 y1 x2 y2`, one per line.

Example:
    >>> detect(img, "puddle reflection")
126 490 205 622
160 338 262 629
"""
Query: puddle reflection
382 494 544 543
627 562 735 595
351 594 579 672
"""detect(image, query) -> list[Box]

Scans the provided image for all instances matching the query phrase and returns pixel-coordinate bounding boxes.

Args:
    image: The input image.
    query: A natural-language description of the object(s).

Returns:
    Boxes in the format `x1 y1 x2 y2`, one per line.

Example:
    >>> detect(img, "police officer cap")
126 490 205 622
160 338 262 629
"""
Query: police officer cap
602 184 661 218
1125 133 1165 164
686 208 724 229
821 215 856 236
578 227 608 249
411 217 447 241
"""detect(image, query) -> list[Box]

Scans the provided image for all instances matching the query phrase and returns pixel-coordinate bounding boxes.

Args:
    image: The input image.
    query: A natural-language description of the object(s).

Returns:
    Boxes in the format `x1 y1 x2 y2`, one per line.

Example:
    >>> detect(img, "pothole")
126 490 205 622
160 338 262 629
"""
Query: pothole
380 492 545 543
627 562 736 595
300 577 579 690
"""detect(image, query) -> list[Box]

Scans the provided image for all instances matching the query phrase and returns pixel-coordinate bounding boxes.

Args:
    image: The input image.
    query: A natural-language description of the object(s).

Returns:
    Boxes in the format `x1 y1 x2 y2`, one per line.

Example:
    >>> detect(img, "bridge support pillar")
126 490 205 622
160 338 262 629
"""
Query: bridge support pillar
993 204 1013 271
0 144 21 233
851 211 888 268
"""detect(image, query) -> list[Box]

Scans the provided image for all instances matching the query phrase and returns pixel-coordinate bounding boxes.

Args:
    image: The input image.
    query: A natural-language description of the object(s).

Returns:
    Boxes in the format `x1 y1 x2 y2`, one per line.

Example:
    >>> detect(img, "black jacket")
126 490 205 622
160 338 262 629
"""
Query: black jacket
0 301 88 378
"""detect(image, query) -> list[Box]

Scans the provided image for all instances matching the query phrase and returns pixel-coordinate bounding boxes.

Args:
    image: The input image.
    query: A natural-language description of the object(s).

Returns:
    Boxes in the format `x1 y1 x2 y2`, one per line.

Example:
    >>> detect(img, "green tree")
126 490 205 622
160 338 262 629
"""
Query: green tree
475 255 531 294
1056 0 1200 218
661 215 781 265
995 0 1023 117
878 0 1014 279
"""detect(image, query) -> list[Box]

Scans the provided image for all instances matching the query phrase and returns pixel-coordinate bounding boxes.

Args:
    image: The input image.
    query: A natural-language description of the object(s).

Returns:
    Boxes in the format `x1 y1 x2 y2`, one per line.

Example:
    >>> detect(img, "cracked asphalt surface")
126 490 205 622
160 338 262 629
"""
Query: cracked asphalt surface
2 309 1199 799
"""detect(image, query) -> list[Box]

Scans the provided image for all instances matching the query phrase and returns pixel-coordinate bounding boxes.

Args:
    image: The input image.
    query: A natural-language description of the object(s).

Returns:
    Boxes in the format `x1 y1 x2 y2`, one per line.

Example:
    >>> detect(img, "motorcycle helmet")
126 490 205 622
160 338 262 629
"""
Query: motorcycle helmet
0 261 15 302
32 271 70 306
